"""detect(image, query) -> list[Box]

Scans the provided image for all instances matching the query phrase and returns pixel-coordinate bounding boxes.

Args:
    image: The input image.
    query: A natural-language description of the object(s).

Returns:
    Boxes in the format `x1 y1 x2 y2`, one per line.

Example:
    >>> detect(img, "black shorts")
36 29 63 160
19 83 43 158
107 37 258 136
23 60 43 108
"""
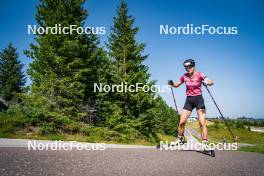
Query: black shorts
183 95 206 111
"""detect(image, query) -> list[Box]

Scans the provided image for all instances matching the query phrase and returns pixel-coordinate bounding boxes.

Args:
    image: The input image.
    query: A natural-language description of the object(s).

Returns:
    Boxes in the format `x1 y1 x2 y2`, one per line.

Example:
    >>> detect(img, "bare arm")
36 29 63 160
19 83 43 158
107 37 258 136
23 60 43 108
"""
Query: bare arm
172 81 183 88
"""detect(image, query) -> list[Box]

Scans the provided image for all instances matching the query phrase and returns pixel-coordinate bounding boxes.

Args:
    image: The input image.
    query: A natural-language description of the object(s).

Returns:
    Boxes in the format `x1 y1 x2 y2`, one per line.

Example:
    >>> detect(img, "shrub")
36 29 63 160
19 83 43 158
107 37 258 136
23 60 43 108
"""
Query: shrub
235 120 245 129
64 121 80 133
85 127 121 142
213 121 220 129
39 123 56 135
80 125 93 135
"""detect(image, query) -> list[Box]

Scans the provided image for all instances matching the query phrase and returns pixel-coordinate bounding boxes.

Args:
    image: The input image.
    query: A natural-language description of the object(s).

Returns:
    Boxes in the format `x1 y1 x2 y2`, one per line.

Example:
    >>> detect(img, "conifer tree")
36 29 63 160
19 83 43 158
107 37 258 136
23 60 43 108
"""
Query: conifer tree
0 44 26 102
106 0 156 133
25 0 107 120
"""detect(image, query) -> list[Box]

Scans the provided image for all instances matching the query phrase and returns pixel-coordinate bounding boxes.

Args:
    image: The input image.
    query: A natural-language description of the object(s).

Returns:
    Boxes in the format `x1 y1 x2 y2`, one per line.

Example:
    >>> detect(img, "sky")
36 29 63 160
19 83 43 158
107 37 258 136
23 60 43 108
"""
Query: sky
0 0 264 118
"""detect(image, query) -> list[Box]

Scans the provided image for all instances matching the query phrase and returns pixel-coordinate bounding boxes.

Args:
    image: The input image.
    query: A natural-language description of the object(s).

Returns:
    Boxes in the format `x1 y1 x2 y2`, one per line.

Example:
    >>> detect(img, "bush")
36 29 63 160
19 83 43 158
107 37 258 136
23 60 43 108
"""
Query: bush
85 127 122 142
6 104 23 116
213 120 220 129
0 107 26 129
103 103 123 129
64 121 80 133
235 120 245 129
39 123 56 135
0 125 16 137
80 125 93 135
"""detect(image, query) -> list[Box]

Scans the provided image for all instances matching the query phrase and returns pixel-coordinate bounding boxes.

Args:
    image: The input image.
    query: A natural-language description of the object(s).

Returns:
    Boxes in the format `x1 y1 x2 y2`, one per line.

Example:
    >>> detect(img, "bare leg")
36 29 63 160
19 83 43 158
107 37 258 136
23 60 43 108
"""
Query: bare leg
197 109 208 140
178 109 192 136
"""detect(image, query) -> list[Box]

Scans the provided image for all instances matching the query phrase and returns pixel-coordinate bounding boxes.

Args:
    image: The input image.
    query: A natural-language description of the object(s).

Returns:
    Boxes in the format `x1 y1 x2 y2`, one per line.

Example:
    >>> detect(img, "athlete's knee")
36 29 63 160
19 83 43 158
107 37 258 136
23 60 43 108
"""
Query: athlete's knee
197 109 206 115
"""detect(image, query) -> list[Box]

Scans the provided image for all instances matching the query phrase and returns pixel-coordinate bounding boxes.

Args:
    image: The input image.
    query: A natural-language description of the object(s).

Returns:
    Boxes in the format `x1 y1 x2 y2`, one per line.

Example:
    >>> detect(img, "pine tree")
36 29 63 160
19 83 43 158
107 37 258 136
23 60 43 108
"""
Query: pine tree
106 0 156 133
0 44 26 102
25 0 107 121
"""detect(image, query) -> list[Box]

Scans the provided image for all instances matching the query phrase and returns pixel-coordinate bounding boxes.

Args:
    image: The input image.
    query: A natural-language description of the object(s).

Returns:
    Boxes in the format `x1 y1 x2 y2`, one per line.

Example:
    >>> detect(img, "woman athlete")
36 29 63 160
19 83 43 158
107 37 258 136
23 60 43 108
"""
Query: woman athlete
168 59 214 145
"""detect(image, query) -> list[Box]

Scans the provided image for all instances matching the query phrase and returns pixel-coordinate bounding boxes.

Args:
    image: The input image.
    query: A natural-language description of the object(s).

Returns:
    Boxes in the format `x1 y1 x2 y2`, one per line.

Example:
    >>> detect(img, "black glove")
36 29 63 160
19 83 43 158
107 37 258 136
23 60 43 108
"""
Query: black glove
202 81 207 86
168 80 174 85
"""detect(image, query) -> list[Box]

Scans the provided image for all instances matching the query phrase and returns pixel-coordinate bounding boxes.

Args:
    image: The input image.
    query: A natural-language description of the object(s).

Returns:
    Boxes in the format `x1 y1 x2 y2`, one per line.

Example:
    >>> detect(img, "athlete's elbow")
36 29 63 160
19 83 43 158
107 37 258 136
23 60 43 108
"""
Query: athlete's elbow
174 82 181 88
174 84 180 88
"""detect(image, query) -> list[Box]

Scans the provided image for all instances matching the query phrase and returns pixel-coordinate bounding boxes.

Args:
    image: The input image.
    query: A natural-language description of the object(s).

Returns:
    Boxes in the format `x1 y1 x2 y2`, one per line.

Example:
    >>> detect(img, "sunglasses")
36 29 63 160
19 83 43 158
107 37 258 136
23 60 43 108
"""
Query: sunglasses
184 66 193 70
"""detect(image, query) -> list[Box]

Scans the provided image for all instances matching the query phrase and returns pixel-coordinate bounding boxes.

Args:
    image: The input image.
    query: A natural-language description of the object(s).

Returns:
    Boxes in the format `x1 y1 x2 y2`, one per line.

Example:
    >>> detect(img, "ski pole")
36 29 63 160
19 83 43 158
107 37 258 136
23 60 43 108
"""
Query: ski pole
170 87 178 114
203 83 237 142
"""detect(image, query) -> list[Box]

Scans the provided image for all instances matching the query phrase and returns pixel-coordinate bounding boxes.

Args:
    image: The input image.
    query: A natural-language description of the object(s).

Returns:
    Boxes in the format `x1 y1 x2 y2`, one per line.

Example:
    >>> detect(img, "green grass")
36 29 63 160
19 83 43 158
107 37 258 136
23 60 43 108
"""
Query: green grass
157 133 175 143
0 128 173 146
207 125 264 144
187 121 264 154
238 145 264 154
187 121 264 144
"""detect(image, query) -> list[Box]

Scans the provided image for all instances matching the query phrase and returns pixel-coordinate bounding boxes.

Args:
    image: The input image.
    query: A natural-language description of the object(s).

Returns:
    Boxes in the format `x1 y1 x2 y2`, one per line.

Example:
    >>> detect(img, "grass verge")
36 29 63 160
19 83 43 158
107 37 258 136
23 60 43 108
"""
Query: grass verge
0 113 176 146
238 145 264 154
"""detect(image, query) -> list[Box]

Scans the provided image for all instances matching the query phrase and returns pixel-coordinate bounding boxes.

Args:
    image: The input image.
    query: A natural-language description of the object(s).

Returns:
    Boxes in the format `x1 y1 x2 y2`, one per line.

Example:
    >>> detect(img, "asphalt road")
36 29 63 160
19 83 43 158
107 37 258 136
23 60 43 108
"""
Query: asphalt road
0 147 263 176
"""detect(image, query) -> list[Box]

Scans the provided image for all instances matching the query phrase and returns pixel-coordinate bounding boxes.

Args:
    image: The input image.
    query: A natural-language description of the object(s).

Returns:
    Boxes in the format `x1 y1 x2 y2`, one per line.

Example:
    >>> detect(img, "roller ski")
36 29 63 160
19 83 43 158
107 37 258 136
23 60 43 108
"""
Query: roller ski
156 135 187 149
198 140 215 157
